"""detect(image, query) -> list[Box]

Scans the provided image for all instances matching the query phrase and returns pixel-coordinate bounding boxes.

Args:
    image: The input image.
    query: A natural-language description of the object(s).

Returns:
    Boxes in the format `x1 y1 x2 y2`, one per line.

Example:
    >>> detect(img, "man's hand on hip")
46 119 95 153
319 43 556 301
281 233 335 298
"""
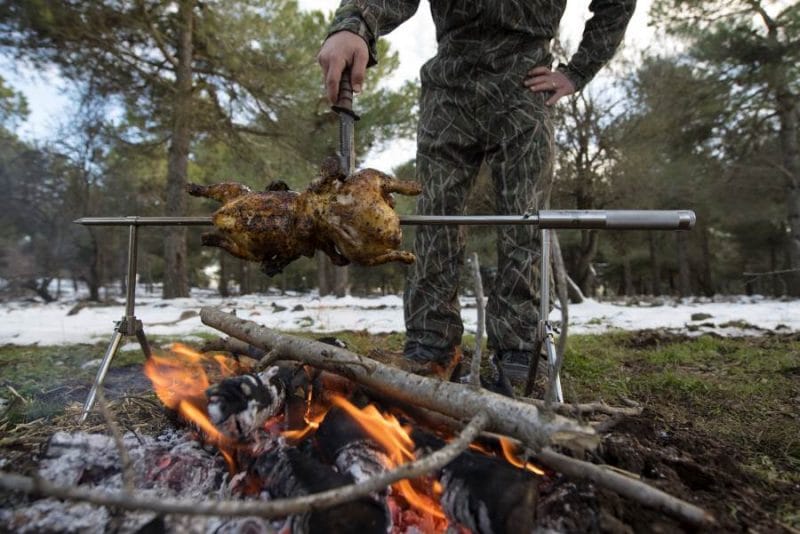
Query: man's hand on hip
524 67 576 106
317 31 369 104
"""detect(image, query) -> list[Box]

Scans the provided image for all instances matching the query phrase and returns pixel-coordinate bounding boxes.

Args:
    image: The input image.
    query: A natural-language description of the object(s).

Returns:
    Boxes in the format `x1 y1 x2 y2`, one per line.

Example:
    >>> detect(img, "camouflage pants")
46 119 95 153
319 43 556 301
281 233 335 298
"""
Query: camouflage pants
404 50 554 356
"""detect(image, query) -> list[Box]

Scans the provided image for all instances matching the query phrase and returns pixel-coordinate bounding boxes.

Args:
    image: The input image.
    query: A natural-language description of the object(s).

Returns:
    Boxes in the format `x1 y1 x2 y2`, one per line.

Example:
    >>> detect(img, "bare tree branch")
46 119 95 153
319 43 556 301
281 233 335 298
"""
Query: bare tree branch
517 397 643 418
94 390 135 495
536 447 716 527
469 252 485 389
199 307 595 450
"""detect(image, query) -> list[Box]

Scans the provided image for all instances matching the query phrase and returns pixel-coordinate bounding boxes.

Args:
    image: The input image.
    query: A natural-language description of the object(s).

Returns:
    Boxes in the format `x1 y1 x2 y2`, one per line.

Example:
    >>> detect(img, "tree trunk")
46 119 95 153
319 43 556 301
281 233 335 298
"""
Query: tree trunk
162 0 194 299
622 254 634 297
648 233 662 295
332 265 349 297
317 252 349 297
87 229 100 302
218 252 230 297
777 92 800 296
699 224 714 297
317 251 332 296
237 261 252 295
575 229 599 297
676 232 691 297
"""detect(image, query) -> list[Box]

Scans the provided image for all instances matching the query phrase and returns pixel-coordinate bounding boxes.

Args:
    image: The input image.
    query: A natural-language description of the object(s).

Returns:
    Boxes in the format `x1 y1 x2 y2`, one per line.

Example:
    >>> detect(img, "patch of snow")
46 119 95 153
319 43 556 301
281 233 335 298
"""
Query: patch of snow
1 282 798 346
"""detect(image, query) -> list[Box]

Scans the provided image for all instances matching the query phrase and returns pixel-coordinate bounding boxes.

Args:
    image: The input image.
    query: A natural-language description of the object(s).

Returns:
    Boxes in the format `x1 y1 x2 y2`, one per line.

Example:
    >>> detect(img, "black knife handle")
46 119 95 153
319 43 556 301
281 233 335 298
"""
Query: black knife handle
332 69 360 119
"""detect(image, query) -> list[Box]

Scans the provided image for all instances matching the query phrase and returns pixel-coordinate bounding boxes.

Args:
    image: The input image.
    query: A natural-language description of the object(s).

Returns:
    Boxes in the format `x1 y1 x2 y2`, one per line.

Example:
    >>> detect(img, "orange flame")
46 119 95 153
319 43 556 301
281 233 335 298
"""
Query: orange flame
143 343 247 472
282 381 330 442
330 395 447 525
499 437 545 476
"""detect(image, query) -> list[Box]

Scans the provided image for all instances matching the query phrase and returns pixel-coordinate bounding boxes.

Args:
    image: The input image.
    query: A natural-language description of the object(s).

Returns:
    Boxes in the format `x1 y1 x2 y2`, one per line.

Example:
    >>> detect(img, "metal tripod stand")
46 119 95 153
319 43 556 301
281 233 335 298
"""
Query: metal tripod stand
79 224 152 423
76 210 695 420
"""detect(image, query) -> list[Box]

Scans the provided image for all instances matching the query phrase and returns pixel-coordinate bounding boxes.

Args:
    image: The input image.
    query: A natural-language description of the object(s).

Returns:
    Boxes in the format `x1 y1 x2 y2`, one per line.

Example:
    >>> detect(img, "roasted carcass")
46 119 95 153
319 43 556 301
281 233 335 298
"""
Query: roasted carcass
187 158 422 276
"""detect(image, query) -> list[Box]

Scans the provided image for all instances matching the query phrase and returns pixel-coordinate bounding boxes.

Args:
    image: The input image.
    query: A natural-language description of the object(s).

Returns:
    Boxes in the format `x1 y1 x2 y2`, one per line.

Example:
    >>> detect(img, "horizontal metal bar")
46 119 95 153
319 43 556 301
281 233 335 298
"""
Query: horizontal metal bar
74 210 695 231
74 216 213 226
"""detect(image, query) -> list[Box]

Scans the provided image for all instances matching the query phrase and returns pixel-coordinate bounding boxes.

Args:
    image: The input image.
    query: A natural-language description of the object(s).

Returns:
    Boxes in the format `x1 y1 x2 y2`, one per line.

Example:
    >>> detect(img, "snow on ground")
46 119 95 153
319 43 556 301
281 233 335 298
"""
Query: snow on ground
1 282 798 346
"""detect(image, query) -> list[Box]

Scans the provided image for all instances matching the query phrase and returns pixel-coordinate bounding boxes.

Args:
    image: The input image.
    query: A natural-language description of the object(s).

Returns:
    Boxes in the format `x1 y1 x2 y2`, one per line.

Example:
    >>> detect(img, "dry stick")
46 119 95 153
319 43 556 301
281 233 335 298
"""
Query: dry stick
0 412 489 519
536 447 716 527
200 307 593 450
469 252 485 388
94 390 135 495
255 349 281 372
517 397 643 418
550 231 570 383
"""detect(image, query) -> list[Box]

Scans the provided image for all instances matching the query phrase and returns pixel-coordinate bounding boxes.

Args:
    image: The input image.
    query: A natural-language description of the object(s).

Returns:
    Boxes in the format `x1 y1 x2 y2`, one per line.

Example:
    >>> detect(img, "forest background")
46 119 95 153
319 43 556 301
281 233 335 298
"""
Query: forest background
0 0 798 303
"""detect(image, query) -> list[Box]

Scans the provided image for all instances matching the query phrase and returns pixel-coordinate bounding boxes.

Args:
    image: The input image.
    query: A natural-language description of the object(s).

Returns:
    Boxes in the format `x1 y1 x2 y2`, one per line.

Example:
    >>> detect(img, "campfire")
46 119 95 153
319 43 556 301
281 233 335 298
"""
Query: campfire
0 308 716 533
140 341 543 533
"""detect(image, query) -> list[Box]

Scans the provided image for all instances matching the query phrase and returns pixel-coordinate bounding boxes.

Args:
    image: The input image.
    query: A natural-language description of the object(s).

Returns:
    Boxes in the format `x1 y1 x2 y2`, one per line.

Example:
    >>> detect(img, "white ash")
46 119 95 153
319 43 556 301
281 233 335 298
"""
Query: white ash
334 441 392 484
1 500 110 534
440 471 494 534
0 428 232 533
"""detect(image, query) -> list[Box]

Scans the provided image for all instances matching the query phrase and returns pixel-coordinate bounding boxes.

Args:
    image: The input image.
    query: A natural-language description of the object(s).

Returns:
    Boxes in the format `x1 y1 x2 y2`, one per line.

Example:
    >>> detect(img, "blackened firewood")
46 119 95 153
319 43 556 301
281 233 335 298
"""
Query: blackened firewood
251 448 389 534
206 367 285 441
412 430 539 534
315 406 392 483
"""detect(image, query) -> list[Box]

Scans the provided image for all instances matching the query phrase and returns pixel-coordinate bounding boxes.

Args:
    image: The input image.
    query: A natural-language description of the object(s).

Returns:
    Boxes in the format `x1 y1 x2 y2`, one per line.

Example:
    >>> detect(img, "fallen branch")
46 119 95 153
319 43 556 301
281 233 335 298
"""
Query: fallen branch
0 412 489 519
469 252 485 389
550 231 569 386
95 390 135 495
518 397 643 418
536 447 716 527
200 307 595 450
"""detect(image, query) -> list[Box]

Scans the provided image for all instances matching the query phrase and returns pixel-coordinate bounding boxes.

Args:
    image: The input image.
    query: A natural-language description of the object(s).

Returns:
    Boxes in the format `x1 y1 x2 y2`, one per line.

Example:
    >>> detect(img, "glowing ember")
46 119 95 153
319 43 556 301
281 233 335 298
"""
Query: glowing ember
330 395 447 526
143 343 249 472
282 383 329 442
499 437 546 476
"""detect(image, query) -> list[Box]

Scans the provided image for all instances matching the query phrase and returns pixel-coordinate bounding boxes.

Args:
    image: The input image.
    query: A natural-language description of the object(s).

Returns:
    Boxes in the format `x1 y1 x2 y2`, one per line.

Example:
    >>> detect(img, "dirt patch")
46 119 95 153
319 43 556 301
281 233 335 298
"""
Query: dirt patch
538 409 799 533
619 329 691 349
35 364 152 408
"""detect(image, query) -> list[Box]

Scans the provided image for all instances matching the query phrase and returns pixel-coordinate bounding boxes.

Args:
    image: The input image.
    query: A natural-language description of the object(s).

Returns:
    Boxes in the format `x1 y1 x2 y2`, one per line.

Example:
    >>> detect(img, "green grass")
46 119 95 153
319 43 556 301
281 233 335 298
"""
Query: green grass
560 333 800 479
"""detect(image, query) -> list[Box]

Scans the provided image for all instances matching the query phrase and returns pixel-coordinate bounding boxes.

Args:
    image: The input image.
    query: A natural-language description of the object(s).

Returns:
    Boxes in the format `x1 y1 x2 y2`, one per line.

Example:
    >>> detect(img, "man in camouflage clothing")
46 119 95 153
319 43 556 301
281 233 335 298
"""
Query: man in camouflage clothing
319 0 635 385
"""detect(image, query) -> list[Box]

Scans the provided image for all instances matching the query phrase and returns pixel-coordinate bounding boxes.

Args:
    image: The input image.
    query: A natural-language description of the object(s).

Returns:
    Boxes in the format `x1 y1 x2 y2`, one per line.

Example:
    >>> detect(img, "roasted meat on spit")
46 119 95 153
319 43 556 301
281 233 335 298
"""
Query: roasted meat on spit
187 158 422 276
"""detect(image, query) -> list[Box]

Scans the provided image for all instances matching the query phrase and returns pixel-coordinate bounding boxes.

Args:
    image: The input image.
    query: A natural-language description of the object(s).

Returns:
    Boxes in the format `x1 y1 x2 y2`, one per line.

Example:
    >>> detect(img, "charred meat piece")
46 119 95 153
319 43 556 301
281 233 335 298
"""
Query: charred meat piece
187 158 422 276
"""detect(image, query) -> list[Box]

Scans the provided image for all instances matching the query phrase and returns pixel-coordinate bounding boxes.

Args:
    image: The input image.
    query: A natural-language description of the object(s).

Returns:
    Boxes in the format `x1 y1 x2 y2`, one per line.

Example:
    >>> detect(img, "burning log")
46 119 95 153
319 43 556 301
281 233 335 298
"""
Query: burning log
412 429 540 534
251 447 389 534
315 405 391 483
206 368 285 442
199 307 596 452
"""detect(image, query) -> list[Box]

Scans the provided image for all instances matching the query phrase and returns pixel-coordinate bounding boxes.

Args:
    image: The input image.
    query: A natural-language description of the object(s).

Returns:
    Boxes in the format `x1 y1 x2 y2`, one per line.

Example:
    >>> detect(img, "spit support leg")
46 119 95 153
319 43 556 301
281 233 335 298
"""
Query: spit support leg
537 229 564 403
79 223 151 422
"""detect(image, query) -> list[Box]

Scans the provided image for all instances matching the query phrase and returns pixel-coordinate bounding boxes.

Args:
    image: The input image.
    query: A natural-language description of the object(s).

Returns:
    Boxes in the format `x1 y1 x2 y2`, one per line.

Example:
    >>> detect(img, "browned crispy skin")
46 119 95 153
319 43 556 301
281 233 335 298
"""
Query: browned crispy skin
187 161 421 276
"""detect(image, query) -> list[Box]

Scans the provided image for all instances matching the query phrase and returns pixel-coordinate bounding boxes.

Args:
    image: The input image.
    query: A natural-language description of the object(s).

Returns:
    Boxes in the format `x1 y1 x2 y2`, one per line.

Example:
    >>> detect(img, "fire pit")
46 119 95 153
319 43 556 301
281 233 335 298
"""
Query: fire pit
1 324 716 533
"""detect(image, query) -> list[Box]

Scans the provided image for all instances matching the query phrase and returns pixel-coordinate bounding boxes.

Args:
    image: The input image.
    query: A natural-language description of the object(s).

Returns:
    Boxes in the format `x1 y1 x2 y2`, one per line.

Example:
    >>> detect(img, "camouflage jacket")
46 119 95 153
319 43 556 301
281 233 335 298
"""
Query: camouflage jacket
328 0 635 91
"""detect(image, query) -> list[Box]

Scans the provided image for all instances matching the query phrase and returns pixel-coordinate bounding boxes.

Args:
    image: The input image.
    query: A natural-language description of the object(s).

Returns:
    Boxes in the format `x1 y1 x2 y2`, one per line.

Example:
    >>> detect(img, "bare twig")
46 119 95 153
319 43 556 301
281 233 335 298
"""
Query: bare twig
469 252 485 389
549 231 570 398
94 391 135 495
200 307 594 450
743 268 800 277
0 412 489 519
536 447 716 527
255 349 281 372
565 274 585 303
6 385 28 404
517 397 643 418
